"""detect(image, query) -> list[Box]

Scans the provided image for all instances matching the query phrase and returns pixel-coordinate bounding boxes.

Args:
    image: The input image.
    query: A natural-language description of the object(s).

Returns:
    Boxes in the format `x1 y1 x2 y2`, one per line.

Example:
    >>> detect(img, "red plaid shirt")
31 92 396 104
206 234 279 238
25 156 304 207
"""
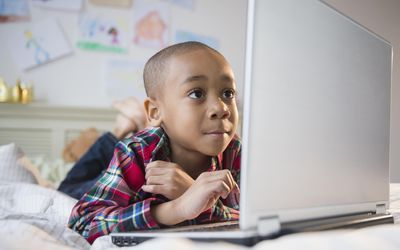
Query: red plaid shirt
68 127 241 243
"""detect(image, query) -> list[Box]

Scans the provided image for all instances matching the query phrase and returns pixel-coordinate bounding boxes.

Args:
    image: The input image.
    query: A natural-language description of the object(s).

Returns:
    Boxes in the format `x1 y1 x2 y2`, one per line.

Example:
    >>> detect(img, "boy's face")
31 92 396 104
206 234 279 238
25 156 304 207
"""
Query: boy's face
158 49 239 157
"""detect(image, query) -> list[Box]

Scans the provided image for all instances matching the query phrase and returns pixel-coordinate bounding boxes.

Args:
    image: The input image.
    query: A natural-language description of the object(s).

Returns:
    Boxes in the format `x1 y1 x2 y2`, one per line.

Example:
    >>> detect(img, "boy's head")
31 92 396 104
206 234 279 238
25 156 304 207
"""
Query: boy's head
143 41 238 157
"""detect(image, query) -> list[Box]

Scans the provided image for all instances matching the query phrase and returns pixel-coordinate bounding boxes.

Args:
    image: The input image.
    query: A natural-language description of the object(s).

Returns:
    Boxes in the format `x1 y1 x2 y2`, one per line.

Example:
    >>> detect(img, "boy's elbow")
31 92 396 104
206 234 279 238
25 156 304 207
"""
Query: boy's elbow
67 201 121 244
67 202 94 236
67 211 102 244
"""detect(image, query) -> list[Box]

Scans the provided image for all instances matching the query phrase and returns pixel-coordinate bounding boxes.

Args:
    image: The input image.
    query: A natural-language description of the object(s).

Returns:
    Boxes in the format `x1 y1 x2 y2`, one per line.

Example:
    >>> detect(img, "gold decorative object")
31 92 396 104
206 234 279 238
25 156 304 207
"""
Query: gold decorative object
0 77 34 104
20 82 34 104
0 77 9 103
11 79 22 103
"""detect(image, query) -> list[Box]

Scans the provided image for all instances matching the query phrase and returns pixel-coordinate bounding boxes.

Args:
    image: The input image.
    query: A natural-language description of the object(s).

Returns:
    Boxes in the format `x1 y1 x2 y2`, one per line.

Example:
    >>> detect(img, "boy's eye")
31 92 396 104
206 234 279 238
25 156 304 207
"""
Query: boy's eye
222 89 236 99
188 89 204 99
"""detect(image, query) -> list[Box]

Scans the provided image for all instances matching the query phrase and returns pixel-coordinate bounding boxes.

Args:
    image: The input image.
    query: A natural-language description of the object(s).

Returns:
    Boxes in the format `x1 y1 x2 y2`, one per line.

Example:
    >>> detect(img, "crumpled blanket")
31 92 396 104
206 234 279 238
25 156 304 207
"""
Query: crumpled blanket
0 181 90 250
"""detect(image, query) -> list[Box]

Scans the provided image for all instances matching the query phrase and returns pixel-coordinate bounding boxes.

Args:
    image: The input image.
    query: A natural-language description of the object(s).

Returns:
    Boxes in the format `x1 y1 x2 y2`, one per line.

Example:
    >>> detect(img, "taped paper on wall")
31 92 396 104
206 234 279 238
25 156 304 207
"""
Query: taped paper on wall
5 19 72 71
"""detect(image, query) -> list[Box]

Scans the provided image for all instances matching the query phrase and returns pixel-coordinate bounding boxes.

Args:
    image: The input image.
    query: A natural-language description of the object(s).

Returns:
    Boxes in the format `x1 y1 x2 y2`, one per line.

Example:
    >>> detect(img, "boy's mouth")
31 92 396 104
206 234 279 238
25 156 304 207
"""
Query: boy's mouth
204 129 230 136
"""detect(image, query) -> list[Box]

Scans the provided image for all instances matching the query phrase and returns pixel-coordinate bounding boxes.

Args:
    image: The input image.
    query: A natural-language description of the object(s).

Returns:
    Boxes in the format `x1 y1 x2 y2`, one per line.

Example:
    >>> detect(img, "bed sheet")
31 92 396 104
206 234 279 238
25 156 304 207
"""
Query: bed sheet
1 181 400 250
0 181 90 250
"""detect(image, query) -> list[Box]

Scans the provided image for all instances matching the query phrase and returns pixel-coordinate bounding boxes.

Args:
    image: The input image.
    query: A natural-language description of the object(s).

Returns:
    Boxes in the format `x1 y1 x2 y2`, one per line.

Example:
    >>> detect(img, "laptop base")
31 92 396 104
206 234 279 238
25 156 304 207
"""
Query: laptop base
111 212 394 247
280 212 394 234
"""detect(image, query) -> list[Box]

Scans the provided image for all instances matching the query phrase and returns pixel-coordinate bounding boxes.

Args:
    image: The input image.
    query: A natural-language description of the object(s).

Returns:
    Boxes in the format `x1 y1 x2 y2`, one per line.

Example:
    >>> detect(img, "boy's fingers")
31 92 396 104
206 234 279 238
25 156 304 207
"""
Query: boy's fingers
210 176 239 199
208 180 230 199
226 172 235 190
145 167 168 179
219 182 231 199
145 163 183 179
234 182 240 193
235 189 240 204
141 184 151 193
145 161 161 169
146 175 166 185
232 183 240 203
146 161 177 170
204 171 235 191
142 184 163 195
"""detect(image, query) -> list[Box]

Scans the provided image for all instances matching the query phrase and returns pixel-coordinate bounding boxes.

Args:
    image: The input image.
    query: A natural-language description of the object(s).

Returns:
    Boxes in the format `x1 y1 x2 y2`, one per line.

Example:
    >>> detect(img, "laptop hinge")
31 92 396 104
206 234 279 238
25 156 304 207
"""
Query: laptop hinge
257 216 281 237
376 204 386 214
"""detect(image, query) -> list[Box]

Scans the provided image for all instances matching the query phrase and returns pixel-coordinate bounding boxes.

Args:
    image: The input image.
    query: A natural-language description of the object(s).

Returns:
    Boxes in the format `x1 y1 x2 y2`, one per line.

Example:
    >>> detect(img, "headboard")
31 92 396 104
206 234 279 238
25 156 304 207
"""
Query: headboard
0 103 116 160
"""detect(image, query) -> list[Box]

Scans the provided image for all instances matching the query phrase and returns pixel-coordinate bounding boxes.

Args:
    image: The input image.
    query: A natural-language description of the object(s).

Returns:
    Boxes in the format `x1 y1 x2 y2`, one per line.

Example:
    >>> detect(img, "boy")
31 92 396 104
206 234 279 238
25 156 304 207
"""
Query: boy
68 41 241 243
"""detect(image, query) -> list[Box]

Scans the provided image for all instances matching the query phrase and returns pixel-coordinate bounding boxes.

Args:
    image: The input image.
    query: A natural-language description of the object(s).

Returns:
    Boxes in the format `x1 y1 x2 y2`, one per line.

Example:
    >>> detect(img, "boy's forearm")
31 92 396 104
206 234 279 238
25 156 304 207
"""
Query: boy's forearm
151 200 186 226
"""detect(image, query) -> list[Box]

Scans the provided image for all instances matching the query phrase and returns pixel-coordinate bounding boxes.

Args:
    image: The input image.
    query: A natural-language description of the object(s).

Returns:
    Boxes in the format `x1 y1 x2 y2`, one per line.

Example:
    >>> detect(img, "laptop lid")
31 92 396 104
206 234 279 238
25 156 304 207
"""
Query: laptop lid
240 0 392 232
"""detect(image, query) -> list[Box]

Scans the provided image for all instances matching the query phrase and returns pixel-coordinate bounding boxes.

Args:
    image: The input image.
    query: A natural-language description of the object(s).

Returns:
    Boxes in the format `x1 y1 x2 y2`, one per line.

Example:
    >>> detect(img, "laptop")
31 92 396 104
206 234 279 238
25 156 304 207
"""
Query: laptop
111 0 393 246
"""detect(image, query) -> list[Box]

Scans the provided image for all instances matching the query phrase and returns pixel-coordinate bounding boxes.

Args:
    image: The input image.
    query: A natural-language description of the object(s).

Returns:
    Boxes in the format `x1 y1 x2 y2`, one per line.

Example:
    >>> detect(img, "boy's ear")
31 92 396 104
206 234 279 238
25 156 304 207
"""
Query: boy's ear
144 97 162 127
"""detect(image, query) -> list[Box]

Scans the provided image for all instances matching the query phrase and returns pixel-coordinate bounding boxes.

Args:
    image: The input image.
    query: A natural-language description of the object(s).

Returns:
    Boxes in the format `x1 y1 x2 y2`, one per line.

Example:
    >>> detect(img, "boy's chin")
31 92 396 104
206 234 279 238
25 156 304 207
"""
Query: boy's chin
199 145 228 157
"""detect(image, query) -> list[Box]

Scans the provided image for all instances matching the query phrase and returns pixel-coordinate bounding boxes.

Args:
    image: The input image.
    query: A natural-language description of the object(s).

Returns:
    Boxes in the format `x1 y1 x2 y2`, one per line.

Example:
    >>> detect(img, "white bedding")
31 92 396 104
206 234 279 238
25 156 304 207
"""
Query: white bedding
1 180 400 250
0 181 89 250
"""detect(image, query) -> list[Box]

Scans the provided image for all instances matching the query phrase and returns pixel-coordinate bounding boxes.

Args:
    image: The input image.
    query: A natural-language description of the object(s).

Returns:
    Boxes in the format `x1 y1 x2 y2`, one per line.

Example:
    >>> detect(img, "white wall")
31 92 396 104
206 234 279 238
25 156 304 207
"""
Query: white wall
0 0 247 108
1 0 399 181
324 0 400 182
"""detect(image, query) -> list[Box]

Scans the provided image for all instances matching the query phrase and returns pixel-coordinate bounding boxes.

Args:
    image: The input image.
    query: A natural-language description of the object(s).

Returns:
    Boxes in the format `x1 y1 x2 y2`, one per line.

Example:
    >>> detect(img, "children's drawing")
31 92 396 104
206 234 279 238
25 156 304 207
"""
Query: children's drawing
24 30 50 65
89 0 132 8
175 30 219 50
32 0 83 12
169 0 195 10
5 19 72 71
0 0 30 23
77 14 129 54
132 0 170 49
104 59 147 102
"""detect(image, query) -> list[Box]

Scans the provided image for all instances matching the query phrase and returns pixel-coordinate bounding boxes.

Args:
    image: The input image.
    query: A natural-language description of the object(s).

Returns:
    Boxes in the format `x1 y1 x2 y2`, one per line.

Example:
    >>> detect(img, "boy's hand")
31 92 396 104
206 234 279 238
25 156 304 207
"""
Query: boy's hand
175 169 239 220
142 161 194 200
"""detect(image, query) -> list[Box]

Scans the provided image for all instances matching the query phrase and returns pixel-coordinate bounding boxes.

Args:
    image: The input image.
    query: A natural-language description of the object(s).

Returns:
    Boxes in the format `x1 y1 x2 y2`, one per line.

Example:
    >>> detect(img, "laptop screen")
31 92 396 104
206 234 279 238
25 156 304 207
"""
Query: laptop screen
240 0 392 229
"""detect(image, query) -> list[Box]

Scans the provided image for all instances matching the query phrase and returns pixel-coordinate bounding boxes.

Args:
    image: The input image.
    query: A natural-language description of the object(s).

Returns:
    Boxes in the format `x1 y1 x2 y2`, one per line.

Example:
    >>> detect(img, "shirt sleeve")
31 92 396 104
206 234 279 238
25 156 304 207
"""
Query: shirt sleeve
67 141 164 244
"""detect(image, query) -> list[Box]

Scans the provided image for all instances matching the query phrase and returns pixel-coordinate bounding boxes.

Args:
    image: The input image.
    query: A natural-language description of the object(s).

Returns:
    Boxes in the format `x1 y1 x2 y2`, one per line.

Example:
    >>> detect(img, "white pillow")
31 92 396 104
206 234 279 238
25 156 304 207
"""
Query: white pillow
0 143 37 184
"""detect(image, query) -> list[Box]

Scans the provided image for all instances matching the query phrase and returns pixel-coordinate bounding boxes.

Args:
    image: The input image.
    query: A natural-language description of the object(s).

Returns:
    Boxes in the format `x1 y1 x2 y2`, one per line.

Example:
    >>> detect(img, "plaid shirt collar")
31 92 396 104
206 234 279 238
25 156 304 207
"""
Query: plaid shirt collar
150 128 171 162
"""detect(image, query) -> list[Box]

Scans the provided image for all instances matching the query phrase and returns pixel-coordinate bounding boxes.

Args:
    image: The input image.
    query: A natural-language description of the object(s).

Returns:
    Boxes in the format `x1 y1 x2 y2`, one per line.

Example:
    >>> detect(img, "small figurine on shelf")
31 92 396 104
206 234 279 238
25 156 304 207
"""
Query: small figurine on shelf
0 77 8 103
20 81 34 104
11 79 22 103
0 77 34 104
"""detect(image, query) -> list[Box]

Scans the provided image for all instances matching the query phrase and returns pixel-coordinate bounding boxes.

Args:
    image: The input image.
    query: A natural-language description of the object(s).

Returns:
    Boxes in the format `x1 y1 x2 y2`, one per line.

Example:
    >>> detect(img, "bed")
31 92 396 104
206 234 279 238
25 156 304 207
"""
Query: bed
1 143 400 250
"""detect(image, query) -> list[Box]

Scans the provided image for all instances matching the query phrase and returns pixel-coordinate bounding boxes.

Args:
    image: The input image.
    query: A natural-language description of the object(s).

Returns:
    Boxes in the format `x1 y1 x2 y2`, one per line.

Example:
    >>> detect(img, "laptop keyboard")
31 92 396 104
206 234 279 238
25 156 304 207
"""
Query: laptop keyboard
163 220 240 232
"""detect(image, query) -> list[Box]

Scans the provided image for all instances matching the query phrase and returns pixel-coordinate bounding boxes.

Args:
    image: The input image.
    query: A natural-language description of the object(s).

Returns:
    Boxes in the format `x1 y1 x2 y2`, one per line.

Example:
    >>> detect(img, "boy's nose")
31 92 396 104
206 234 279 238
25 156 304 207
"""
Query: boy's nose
208 98 230 119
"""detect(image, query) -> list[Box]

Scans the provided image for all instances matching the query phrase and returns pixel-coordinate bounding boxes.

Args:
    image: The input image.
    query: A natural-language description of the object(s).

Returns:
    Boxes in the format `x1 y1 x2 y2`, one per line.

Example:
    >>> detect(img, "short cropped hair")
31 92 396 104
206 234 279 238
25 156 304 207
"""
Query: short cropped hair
143 41 223 98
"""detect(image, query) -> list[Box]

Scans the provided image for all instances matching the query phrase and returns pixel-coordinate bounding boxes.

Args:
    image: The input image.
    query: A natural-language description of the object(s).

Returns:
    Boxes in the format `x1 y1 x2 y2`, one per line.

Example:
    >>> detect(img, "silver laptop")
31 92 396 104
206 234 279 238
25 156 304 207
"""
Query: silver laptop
111 0 393 246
